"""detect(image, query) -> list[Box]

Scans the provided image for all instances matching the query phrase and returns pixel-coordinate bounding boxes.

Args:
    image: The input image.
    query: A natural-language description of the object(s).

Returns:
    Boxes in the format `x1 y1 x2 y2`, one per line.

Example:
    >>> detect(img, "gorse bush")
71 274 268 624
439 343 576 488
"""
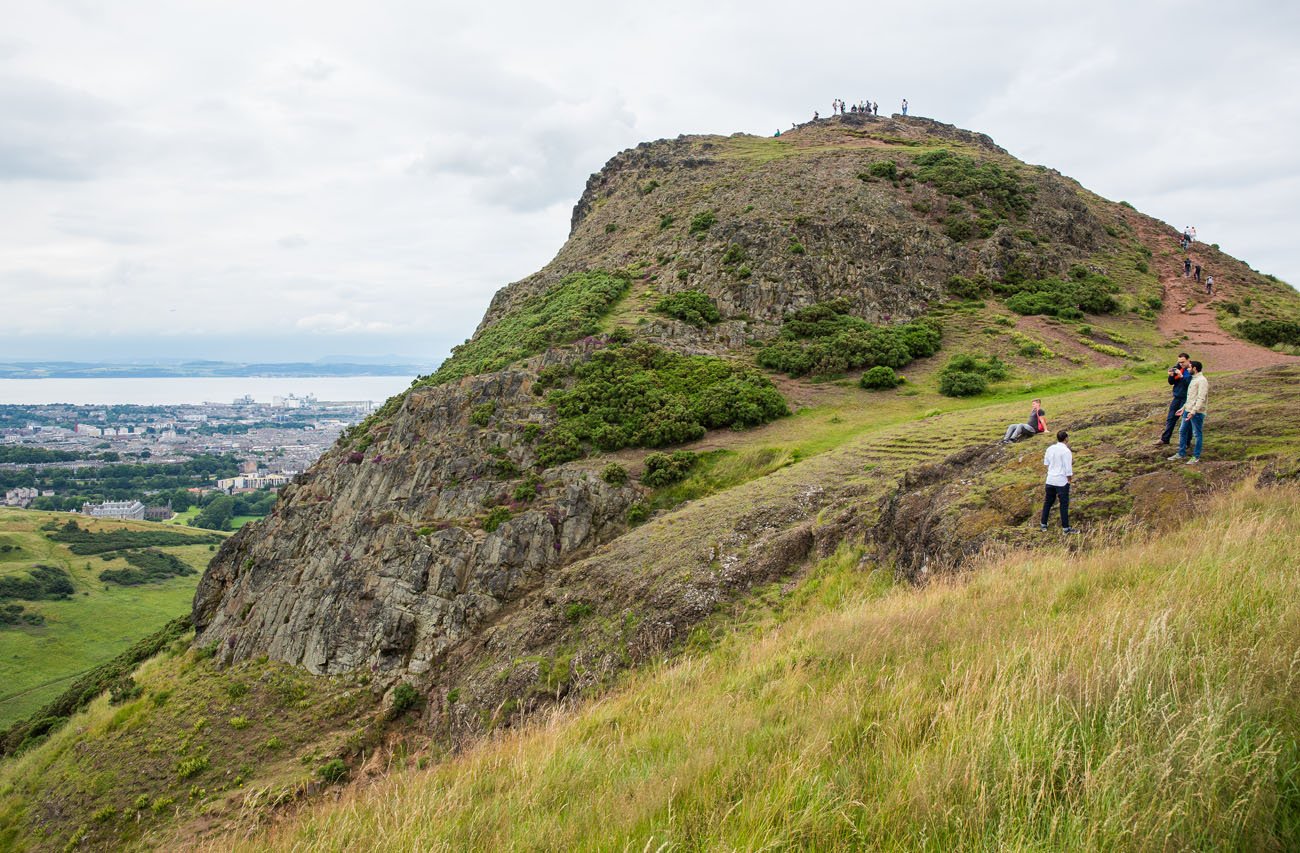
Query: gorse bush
859 366 904 390
535 343 787 467
46 520 222 554
996 272 1120 318
600 464 628 485
655 290 721 327
416 271 631 388
937 353 1010 397
0 564 74 601
99 549 195 586
867 159 898 180
640 451 698 488
1237 319 1300 347
689 211 717 235
756 300 941 378
911 149 1033 219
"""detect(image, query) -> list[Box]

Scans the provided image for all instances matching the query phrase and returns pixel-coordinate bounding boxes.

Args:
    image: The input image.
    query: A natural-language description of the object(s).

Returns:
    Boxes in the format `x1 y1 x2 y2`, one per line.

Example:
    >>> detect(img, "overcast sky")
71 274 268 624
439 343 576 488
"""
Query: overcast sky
2 1 1297 366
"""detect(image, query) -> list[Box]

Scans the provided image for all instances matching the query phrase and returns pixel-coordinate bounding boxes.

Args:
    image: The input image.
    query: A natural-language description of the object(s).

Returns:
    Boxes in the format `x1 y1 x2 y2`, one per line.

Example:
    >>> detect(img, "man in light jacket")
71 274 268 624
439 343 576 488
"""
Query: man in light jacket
1170 361 1208 464
1041 430 1077 534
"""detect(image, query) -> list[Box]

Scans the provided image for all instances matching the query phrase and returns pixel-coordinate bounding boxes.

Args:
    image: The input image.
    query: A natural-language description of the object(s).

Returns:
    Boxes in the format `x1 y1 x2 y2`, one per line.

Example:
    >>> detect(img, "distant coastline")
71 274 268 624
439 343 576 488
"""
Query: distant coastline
0 361 426 380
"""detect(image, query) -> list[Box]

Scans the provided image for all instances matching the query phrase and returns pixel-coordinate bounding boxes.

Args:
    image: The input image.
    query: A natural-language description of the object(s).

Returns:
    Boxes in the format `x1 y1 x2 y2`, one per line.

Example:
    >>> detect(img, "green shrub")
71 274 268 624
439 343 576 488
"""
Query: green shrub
601 463 629 485
176 755 209 779
1222 302 1241 316
416 271 631 387
535 343 787 463
1237 319 1300 347
626 502 650 525
317 759 348 784
911 149 1033 219
228 716 250 730
788 239 806 255
721 244 747 266
389 683 422 718
564 602 594 622
0 564 73 600
469 402 495 427
946 275 987 300
655 290 720 327
689 211 717 235
868 160 898 180
659 214 674 230
483 506 512 533
108 677 142 705
604 222 618 233
859 366 904 390
641 451 698 488
938 370 988 397
99 549 195 586
1000 274 1120 318
1135 260 1149 274
512 475 542 503
937 353 1008 397
756 300 942 378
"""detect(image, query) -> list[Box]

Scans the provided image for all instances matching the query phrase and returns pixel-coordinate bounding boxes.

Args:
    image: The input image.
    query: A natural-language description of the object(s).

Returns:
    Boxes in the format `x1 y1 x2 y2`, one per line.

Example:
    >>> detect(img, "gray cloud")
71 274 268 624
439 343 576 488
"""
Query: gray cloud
0 0 1295 366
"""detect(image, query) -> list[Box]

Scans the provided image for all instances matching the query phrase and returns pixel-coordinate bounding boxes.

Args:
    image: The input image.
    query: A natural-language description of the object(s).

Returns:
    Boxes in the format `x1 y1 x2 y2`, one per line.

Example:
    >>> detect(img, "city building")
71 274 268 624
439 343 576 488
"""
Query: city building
143 505 174 521
81 500 146 520
3 487 39 508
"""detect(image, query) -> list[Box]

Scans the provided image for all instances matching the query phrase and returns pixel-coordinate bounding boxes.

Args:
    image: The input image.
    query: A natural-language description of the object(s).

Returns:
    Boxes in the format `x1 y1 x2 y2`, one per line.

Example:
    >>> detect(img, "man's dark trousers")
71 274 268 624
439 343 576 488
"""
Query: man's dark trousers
1042 484 1070 528
1160 395 1185 444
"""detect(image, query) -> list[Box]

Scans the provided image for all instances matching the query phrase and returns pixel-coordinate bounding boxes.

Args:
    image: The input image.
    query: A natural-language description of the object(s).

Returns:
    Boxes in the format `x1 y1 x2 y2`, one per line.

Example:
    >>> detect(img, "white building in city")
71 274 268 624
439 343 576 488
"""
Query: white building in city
81 500 146 520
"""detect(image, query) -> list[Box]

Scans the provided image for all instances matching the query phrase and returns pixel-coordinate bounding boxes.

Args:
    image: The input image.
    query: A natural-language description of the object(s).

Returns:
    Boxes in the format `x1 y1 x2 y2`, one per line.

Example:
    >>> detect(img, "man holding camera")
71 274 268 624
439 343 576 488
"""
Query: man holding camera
1157 352 1193 446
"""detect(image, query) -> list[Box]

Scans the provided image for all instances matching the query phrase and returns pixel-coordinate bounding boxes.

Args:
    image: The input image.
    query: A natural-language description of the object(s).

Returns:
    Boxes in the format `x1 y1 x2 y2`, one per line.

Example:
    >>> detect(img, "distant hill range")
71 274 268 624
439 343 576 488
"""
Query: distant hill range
0 360 422 379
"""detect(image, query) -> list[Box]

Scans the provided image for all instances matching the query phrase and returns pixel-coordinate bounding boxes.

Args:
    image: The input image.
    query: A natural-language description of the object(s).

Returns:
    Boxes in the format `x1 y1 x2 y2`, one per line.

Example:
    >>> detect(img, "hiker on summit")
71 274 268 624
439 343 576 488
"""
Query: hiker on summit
1001 399 1046 443
1041 430 1077 534
872 101 879 115
1157 352 1193 446
1169 361 1208 464
901 99 909 115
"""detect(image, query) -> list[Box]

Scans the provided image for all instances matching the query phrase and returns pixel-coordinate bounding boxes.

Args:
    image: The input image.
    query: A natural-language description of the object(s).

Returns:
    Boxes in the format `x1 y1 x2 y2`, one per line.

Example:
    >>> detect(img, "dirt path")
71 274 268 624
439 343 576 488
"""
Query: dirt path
1131 216 1298 371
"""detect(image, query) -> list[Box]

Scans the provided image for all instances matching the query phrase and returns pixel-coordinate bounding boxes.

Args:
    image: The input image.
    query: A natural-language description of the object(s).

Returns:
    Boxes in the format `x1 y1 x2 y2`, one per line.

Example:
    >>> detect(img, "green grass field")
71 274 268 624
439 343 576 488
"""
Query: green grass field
231 480 1300 851
0 510 222 725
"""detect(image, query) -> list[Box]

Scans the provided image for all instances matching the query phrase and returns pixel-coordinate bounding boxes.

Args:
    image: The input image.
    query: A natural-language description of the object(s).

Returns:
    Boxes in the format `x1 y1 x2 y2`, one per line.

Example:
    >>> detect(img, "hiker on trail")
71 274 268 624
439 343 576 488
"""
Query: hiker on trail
1001 399 1047 443
1169 361 1208 464
1190 226 1197 242
1184 257 1192 277
901 98 909 115
1041 430 1077 534
1206 274 1214 295
1157 352 1193 446
1194 264 1202 283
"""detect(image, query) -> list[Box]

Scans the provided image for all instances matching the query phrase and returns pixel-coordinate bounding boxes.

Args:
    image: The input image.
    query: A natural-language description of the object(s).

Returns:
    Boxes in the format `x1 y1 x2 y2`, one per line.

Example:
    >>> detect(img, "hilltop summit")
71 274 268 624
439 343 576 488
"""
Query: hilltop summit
191 115 1298 694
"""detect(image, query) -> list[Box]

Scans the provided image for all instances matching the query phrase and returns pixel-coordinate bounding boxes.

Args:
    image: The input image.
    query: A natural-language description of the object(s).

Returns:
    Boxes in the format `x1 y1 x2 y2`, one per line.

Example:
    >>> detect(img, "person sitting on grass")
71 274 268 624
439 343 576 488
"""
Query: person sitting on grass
1001 399 1046 443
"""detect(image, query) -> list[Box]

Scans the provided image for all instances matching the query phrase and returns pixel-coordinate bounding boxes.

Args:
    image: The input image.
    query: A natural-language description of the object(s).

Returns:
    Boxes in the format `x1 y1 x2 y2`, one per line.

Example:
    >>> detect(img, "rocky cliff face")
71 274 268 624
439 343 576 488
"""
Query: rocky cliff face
192 114 1165 707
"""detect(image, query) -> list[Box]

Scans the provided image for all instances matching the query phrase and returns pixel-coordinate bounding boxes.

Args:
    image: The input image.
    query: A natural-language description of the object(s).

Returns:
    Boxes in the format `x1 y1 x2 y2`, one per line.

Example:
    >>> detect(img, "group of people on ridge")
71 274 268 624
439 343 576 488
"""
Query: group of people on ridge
804 98 908 124
997 350 1211 536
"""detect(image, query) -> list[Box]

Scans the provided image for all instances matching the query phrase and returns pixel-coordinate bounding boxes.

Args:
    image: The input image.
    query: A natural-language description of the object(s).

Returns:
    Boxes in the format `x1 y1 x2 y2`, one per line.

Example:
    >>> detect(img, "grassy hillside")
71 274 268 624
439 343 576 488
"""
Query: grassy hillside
0 510 223 725
217 479 1300 851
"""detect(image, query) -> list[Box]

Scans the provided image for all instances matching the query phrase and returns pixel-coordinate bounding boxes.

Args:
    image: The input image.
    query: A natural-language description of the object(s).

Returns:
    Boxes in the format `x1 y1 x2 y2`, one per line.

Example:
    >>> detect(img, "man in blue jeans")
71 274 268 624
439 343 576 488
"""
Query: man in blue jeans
1169 361 1208 464
1040 430 1077 534
1157 352 1192 445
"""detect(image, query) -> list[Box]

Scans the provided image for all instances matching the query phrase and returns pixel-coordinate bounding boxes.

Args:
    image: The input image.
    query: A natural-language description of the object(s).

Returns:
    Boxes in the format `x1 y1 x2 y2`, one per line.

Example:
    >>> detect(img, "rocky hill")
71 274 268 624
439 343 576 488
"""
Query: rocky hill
4 114 1300 850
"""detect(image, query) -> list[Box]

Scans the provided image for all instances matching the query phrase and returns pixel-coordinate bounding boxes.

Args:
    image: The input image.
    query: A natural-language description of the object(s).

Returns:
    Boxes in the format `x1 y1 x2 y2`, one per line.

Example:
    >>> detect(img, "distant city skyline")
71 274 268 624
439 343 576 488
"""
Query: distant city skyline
3 1 1298 366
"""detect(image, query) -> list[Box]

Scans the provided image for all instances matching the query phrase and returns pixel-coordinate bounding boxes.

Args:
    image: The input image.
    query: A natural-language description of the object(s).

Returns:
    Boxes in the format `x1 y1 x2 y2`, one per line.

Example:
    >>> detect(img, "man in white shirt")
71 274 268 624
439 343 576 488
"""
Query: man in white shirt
1041 429 1078 534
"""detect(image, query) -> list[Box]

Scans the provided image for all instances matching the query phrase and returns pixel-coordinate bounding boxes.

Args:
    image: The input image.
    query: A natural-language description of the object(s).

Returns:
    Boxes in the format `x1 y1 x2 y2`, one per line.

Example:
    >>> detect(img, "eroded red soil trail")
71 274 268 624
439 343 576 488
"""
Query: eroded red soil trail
1131 217 1297 371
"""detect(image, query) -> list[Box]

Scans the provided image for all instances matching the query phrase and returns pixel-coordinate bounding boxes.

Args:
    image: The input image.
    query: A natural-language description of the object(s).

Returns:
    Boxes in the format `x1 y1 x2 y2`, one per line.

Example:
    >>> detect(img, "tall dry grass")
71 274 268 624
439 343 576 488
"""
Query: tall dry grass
215 483 1300 852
